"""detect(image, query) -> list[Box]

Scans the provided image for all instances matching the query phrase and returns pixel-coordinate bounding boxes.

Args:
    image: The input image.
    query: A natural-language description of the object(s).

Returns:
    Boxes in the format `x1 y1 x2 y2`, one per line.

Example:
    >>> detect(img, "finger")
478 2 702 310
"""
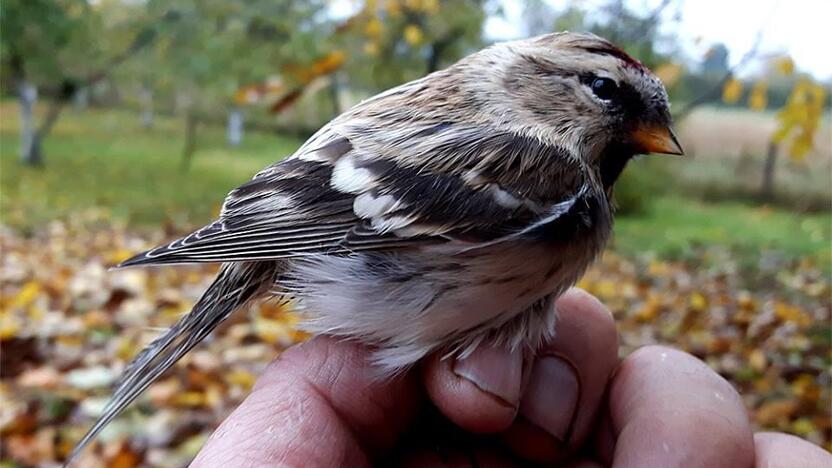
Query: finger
422 340 524 433
422 288 619 459
753 432 832 468
560 460 605 468
502 288 619 462
396 443 519 468
191 337 423 467
601 346 755 468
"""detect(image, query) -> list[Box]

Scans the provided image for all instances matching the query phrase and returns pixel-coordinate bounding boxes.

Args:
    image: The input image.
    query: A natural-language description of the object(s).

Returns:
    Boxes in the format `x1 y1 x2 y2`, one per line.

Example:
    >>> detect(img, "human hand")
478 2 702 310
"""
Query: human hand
192 289 831 467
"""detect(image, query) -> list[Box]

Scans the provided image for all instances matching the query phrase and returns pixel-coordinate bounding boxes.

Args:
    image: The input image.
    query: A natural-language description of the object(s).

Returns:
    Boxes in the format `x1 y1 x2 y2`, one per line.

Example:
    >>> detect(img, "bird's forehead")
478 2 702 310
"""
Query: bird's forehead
622 66 669 104
525 32 645 66
506 39 646 80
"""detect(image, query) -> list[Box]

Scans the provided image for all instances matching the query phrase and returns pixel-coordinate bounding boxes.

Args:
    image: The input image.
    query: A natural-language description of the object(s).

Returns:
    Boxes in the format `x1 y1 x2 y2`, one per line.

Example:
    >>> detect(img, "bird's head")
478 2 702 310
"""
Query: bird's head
464 32 682 183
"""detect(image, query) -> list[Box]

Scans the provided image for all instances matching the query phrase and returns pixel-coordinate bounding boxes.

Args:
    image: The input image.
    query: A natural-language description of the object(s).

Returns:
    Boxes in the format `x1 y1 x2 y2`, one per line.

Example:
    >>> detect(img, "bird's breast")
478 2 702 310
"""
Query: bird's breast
522 189 611 248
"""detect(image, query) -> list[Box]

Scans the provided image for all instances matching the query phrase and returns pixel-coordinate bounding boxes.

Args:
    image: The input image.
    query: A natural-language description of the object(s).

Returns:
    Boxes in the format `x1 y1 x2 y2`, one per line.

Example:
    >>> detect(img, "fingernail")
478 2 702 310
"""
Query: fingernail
520 355 579 442
453 344 523 408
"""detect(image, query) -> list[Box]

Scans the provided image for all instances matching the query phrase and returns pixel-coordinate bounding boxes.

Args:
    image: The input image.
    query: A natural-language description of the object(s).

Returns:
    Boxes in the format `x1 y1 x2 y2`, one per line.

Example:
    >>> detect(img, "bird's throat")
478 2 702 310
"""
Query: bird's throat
598 143 638 190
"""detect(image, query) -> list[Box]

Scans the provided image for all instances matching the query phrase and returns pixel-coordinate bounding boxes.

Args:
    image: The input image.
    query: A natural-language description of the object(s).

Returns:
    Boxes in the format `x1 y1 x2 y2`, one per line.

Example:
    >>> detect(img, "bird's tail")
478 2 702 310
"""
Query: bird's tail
66 261 277 465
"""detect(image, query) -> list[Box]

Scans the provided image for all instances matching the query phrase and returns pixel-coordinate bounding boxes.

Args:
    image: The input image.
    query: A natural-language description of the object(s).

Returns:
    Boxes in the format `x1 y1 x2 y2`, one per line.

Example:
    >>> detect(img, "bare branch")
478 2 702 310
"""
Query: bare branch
673 30 764 121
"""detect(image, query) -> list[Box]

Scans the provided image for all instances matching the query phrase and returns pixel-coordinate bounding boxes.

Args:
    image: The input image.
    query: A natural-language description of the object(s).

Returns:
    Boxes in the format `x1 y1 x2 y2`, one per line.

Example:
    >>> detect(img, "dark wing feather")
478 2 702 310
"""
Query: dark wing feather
118 157 359 266
119 124 592 268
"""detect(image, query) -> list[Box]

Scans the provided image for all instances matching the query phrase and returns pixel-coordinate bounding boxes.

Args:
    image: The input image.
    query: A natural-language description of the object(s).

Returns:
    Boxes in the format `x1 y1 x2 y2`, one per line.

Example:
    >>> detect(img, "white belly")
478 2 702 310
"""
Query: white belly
284 239 597 372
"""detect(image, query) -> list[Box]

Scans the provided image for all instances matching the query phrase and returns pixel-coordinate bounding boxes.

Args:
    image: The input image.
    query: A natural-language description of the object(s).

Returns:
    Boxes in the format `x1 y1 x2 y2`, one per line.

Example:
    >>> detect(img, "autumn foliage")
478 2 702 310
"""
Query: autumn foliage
723 56 827 160
1 216 829 465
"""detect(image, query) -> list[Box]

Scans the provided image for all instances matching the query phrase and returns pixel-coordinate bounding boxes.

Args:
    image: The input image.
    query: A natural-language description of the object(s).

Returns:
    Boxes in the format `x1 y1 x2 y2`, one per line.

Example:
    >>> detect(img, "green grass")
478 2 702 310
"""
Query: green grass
614 197 831 263
1 103 302 229
1 103 830 267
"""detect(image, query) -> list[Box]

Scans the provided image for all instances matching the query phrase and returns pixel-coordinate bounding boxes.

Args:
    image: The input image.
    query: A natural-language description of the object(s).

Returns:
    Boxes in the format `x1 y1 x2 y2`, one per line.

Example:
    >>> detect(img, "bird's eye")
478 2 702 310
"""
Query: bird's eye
590 77 618 101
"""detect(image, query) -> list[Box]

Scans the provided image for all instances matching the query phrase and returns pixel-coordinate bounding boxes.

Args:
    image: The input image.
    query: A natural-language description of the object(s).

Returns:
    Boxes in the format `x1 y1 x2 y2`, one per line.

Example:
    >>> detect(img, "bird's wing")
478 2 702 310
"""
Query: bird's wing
119 123 591 267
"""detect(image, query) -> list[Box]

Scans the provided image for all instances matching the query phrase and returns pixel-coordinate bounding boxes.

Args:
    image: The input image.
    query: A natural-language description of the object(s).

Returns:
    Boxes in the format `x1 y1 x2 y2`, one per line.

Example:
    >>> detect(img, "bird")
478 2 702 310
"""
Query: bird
68 31 682 462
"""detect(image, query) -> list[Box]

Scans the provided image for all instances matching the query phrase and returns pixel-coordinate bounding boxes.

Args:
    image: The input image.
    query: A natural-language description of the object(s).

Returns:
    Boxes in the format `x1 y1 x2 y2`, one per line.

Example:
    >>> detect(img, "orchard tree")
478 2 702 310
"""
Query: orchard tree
722 58 829 200
339 0 488 91
0 0 157 166
135 0 329 168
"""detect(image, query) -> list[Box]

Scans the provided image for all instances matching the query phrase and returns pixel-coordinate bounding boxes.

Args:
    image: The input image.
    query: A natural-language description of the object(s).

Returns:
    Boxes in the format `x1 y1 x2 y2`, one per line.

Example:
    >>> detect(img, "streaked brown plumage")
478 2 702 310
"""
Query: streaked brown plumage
68 32 682 463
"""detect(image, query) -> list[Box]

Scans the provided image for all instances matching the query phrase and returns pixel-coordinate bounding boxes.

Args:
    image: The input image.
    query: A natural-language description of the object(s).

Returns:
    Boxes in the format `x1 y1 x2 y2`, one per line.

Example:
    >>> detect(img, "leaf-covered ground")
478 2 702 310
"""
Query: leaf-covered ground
1 216 830 467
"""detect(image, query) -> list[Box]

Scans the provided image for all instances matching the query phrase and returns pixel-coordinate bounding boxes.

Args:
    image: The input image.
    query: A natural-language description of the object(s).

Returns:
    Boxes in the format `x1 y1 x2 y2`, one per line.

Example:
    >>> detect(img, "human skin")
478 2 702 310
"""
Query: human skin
191 289 831 467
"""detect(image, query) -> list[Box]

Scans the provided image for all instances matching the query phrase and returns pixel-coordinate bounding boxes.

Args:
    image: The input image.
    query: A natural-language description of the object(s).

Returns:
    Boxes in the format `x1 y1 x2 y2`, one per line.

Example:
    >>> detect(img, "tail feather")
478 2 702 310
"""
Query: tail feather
66 262 277 465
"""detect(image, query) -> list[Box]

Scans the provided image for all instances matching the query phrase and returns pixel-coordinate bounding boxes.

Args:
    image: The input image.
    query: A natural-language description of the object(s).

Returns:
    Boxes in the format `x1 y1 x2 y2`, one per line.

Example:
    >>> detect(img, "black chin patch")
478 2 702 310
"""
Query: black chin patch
599 143 638 188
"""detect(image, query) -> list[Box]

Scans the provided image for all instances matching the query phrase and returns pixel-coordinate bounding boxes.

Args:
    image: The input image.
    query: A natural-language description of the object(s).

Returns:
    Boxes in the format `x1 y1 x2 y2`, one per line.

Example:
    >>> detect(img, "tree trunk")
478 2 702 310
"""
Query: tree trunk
180 112 198 172
328 74 342 117
425 28 464 74
427 43 442 74
760 140 778 201
227 108 243 146
17 82 42 166
140 85 154 129
73 87 89 110
30 99 68 167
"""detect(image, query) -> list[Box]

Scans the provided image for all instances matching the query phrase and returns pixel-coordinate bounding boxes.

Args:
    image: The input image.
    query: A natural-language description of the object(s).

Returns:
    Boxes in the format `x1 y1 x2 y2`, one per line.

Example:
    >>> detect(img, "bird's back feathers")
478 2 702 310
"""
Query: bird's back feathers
120 117 592 268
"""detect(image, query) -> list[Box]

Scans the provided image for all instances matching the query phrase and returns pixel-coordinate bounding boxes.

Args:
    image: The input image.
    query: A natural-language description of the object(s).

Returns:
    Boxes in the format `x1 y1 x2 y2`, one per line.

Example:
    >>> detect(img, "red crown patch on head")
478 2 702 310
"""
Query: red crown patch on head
583 43 647 71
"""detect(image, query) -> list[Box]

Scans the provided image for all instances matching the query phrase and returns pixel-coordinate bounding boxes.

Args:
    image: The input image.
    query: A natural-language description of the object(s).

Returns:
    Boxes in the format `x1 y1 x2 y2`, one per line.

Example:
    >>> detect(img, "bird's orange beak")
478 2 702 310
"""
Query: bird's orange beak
631 125 684 155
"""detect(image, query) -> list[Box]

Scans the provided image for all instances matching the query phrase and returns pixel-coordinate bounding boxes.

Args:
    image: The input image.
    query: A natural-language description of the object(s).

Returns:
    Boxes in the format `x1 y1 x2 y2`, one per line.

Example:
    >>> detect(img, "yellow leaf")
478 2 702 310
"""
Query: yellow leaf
364 17 383 38
591 280 617 300
737 291 756 311
791 418 816 436
808 82 827 105
115 337 136 361
755 399 797 425
722 78 742 104
254 317 295 346
172 391 205 407
654 63 683 87
148 378 181 405
109 442 141 468
771 121 794 144
403 24 423 46
83 309 110 328
647 260 669 276
772 76 824 156
384 0 402 16
0 313 22 340
363 41 380 56
689 292 708 312
773 56 795 76
635 294 662 322
748 349 767 372
11 281 40 308
748 81 767 111
106 248 135 265
56 335 83 347
789 130 814 160
792 374 820 403
205 385 223 408
773 301 812 327
227 370 256 389
422 0 440 14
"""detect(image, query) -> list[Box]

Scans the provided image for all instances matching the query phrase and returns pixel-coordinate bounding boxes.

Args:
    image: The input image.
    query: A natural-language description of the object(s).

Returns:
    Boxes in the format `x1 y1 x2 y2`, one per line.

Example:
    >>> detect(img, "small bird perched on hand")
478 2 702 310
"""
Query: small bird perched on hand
70 32 682 460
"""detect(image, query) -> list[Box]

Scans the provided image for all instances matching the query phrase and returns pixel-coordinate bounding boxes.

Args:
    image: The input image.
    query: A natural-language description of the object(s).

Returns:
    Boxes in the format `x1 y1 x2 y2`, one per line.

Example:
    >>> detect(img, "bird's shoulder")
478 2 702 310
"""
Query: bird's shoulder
120 110 603 267
233 109 593 232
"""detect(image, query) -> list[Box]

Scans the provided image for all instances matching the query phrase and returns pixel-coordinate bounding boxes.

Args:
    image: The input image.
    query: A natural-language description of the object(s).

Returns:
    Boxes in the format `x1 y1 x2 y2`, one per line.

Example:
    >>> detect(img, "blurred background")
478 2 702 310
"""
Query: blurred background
0 0 830 466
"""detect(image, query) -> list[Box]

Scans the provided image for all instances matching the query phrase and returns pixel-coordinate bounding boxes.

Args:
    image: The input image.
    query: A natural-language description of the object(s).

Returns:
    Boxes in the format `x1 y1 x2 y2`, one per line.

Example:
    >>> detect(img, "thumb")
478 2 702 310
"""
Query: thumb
191 337 423 467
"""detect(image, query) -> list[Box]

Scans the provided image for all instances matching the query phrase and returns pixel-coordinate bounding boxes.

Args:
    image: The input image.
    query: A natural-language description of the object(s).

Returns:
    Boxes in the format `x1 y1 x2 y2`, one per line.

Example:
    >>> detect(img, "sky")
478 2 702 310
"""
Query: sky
485 0 832 80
